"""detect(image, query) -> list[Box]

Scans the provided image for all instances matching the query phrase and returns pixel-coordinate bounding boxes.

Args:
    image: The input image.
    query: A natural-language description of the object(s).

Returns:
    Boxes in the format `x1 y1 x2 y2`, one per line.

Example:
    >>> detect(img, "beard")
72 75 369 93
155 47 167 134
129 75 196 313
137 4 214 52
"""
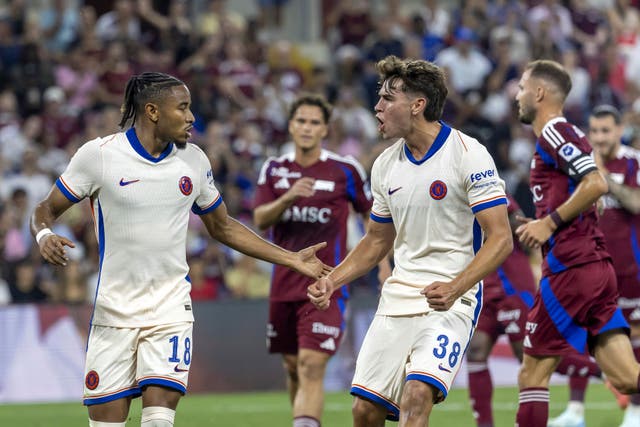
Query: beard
518 106 536 125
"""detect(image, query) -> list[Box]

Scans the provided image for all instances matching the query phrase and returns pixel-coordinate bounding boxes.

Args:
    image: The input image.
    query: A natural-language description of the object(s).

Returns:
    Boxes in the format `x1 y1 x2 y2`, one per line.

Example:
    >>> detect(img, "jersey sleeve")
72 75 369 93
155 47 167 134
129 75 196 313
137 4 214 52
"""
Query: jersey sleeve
343 157 373 214
369 156 392 223
253 158 278 208
539 123 597 180
461 146 507 214
191 150 222 215
56 140 102 202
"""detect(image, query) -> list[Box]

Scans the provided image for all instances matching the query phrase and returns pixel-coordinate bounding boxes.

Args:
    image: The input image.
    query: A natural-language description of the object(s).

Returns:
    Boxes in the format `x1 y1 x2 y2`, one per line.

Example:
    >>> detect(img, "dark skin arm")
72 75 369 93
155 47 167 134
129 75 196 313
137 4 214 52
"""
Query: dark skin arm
201 202 331 279
31 186 77 266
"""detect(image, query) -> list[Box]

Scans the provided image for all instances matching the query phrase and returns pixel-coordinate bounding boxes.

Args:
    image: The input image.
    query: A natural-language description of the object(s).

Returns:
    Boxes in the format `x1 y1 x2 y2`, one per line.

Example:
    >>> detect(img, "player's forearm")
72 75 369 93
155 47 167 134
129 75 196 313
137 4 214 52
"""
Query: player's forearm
215 216 295 267
605 175 640 214
327 233 391 286
454 229 513 293
555 170 608 222
253 197 294 230
30 202 58 238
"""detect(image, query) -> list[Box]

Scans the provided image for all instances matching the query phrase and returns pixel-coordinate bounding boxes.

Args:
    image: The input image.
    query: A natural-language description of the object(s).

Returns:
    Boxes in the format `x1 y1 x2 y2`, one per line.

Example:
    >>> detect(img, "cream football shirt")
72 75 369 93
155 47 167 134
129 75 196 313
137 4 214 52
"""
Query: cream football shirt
370 123 506 319
57 128 221 327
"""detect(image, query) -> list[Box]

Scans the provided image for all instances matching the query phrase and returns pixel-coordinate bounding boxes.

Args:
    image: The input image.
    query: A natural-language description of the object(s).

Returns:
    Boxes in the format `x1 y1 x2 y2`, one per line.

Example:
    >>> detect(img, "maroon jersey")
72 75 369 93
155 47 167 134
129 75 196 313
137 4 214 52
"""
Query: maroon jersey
600 145 640 278
483 195 536 306
529 117 610 277
254 150 372 301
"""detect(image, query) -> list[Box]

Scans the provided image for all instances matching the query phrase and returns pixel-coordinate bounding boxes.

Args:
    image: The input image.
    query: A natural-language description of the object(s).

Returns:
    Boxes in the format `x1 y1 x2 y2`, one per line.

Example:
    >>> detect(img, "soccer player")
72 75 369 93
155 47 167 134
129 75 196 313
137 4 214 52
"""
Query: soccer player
549 105 640 427
513 60 640 427
307 55 513 426
467 194 536 427
30 72 330 427
253 93 380 427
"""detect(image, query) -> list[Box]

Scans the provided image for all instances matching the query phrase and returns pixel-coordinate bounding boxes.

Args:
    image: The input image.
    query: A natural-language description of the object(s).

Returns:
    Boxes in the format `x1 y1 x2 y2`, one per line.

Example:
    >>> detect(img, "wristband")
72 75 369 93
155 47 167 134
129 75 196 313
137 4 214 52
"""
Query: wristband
35 228 54 244
549 210 564 228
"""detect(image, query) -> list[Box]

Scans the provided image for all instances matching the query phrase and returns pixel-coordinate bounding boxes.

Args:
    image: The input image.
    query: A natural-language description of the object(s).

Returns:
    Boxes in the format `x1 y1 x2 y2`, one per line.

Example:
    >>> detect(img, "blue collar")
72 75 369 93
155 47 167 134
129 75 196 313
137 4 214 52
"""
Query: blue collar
403 122 451 165
126 128 174 163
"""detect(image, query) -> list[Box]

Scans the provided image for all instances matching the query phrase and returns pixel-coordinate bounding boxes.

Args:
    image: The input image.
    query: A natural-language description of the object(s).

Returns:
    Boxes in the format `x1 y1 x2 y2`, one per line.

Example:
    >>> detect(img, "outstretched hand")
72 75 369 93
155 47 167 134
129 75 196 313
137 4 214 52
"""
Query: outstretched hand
293 242 333 279
307 276 335 310
38 233 76 266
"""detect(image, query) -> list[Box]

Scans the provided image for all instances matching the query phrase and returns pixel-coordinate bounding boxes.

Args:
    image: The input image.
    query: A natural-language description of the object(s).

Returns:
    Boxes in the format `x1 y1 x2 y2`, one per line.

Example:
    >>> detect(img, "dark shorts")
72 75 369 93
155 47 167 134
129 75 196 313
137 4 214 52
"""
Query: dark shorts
617 274 640 323
476 293 530 342
267 299 346 356
524 260 629 357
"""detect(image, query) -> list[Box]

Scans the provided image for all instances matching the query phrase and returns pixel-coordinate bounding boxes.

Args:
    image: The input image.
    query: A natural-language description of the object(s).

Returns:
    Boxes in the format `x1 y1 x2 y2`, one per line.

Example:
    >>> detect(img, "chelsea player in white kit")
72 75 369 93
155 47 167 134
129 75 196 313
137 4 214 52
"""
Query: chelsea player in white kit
30 72 330 427
307 56 513 426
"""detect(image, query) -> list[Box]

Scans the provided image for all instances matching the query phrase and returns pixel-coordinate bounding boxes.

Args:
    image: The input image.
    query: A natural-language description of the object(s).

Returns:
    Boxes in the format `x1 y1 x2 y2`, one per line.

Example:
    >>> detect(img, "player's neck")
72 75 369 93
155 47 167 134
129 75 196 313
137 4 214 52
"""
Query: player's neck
404 121 441 158
295 147 321 167
532 108 564 137
135 126 171 157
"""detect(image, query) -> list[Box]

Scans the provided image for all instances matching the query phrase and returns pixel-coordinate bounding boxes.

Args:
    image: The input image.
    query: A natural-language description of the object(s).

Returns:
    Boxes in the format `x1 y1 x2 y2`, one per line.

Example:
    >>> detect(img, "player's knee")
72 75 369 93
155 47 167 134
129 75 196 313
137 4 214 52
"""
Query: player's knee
400 381 435 415
140 406 175 427
607 375 639 394
297 353 328 382
352 398 385 426
282 356 299 381
466 339 489 362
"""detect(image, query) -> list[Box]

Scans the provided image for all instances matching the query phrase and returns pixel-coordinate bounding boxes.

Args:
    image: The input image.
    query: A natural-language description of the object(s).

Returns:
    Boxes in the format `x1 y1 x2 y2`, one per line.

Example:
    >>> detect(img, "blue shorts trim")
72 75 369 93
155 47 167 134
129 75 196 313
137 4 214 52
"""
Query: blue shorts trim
350 385 399 421
83 387 141 406
138 378 187 394
406 372 448 401
599 307 629 335
540 277 587 353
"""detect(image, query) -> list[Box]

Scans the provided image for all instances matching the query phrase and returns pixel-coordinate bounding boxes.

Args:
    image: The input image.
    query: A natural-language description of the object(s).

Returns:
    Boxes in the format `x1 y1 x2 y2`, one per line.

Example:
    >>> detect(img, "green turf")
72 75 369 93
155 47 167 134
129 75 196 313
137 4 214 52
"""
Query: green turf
0 383 627 426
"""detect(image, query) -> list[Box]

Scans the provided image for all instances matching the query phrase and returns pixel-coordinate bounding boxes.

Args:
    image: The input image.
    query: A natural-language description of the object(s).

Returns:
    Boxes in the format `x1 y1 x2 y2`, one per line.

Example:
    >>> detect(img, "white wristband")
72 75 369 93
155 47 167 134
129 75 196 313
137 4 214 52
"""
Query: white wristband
35 228 54 244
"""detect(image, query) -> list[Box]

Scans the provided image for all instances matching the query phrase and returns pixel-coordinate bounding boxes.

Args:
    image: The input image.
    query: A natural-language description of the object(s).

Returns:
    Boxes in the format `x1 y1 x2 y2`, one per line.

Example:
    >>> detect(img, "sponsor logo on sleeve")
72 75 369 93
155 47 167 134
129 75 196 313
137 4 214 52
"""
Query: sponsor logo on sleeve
469 169 496 183
558 143 582 161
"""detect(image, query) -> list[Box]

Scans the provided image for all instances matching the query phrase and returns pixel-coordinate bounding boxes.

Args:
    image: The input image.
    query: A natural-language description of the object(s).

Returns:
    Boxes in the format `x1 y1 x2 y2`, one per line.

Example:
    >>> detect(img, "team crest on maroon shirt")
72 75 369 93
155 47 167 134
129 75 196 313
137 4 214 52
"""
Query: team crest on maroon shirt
85 370 99 390
179 176 193 195
429 180 447 200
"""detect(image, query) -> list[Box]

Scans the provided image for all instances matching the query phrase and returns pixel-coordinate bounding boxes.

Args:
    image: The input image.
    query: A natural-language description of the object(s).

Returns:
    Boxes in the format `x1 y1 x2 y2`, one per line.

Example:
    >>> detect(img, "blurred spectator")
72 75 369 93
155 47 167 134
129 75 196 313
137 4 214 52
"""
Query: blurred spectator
41 86 81 148
196 0 246 38
325 1 373 49
8 257 48 303
95 0 141 43
39 0 79 55
224 253 271 299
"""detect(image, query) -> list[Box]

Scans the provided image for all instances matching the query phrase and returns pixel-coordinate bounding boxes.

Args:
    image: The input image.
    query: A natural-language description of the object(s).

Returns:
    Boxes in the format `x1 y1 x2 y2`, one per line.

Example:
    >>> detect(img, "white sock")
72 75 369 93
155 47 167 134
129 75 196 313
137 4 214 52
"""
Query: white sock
140 406 175 427
566 400 585 417
89 421 126 427
293 416 320 427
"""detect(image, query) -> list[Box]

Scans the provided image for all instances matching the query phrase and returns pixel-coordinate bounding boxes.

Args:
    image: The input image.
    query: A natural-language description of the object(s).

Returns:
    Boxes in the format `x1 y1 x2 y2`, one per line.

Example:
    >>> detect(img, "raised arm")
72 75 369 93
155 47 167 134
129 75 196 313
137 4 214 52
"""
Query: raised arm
31 186 77 266
201 201 330 278
253 177 315 230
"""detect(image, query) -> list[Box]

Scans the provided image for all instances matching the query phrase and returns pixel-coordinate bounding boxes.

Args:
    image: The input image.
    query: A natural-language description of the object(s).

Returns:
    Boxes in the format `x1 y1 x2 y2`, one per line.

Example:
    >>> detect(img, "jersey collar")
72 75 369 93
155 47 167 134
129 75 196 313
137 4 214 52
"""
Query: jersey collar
126 128 174 163
403 121 451 165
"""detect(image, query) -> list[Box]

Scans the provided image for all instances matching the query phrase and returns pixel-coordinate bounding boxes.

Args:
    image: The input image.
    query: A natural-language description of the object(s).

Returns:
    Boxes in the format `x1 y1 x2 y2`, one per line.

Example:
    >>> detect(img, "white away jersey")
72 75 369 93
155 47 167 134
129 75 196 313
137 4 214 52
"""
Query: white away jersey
57 128 222 327
370 123 506 319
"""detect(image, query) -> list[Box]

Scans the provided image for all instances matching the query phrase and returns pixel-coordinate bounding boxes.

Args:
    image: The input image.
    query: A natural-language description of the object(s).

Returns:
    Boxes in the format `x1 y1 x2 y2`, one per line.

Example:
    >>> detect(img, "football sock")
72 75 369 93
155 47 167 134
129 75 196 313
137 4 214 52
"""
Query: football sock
554 354 601 378
89 421 126 427
293 415 321 427
568 376 588 402
516 388 549 427
140 406 175 427
467 362 493 427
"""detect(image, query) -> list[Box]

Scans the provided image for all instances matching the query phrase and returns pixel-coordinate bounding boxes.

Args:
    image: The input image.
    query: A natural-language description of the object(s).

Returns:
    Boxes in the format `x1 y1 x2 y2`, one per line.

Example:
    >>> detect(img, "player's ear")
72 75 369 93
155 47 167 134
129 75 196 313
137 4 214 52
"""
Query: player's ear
145 102 159 123
411 97 426 116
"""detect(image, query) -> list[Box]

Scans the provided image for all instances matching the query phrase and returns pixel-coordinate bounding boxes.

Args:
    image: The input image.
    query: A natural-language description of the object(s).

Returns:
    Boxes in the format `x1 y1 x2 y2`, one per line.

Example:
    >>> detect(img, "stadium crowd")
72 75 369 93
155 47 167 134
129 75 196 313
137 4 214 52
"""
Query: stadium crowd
0 0 639 306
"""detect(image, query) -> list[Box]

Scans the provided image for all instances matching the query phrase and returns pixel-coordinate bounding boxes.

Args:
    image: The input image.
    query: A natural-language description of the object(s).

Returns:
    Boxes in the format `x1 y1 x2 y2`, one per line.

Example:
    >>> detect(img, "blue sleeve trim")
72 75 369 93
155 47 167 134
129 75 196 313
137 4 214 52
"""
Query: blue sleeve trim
83 387 141 406
370 212 393 223
55 178 81 203
471 197 507 214
191 196 223 215
138 378 187 394
350 386 399 421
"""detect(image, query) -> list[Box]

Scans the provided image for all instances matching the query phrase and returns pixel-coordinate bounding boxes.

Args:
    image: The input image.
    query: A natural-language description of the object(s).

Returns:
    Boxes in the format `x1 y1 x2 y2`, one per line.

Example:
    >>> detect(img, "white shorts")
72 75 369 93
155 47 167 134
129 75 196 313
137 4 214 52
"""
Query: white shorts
351 311 473 421
83 322 193 405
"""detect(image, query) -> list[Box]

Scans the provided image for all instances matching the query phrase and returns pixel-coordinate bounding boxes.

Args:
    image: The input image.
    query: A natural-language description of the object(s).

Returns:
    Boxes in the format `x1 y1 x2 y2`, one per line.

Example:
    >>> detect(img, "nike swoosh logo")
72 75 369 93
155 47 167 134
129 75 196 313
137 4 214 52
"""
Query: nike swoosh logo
119 178 140 186
388 187 402 195
174 365 189 373
438 363 452 373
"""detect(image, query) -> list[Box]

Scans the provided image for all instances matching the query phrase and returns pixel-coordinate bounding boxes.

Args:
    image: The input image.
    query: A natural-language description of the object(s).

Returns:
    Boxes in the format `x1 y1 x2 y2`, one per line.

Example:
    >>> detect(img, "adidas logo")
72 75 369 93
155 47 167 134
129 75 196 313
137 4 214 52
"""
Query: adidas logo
319 338 335 351
505 322 521 334
274 177 290 189
630 308 640 321
523 336 532 348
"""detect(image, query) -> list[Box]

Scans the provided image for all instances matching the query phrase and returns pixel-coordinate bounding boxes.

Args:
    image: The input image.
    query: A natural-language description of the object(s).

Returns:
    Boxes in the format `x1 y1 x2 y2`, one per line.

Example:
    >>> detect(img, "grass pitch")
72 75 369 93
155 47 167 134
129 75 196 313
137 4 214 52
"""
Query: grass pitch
0 383 626 426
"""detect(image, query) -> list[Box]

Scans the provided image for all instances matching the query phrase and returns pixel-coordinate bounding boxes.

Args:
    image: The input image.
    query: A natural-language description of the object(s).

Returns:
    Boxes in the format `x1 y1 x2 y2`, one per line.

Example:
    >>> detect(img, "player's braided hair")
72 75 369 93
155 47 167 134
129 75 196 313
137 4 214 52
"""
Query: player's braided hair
119 72 185 129
376 55 448 122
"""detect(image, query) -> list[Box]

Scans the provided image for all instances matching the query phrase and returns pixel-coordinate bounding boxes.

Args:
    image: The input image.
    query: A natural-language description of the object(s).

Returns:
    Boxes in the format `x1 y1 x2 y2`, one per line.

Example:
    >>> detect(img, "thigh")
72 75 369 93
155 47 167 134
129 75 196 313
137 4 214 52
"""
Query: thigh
84 325 141 406
409 311 473 403
351 315 412 422
297 299 345 356
137 322 193 394
268 300 298 355
475 296 500 343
